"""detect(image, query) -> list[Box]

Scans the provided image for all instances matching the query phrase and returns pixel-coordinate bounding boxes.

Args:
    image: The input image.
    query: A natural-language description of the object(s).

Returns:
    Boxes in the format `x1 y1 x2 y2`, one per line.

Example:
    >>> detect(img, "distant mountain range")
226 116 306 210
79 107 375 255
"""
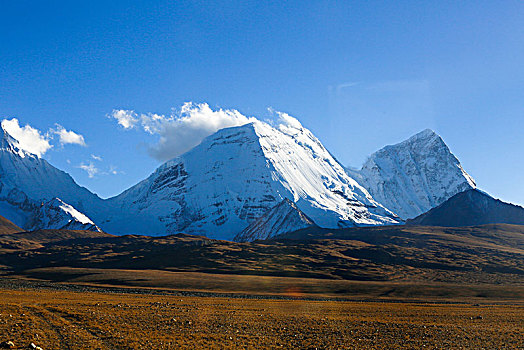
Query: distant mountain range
0 115 519 240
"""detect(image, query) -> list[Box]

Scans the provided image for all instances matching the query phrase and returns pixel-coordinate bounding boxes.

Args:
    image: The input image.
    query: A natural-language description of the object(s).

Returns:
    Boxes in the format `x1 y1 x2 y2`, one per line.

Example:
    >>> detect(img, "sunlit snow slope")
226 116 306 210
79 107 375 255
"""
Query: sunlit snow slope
25 198 102 232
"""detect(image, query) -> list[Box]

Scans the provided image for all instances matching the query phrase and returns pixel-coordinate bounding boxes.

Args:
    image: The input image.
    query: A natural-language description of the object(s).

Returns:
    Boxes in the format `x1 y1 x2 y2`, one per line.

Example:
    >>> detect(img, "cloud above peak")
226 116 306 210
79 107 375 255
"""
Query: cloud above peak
1 118 52 157
109 102 257 161
53 124 87 146
1 118 88 157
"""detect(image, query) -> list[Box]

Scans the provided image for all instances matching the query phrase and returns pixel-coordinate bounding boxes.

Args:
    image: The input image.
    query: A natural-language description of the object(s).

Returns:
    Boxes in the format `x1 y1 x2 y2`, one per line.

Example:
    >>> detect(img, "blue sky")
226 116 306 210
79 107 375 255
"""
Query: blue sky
0 1 522 205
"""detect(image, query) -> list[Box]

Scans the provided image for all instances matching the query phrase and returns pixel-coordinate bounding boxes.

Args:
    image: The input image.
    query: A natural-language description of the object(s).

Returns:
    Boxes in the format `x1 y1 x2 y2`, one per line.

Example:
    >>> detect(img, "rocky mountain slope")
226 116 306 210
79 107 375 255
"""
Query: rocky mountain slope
349 129 476 219
407 189 524 227
25 198 102 232
0 214 22 234
234 198 317 242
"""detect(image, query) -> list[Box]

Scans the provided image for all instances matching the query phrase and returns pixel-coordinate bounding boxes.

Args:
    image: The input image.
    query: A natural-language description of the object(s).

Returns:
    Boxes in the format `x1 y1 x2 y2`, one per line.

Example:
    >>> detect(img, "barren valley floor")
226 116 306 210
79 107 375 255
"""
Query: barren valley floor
0 277 523 350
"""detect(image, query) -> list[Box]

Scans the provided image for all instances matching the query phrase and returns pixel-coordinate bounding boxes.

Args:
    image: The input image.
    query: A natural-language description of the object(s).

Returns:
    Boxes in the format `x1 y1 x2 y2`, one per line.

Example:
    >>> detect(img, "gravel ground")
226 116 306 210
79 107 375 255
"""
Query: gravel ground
0 279 522 349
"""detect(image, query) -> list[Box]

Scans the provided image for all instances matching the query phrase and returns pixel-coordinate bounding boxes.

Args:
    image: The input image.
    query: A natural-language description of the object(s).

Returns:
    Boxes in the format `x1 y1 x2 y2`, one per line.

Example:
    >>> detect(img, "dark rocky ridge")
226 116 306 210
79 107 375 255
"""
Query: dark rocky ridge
407 189 524 227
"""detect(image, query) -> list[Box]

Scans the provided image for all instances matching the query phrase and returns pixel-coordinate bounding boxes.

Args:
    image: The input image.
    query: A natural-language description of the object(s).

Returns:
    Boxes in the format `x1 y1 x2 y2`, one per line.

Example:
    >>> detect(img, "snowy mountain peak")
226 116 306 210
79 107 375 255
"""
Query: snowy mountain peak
234 198 317 242
354 129 476 219
106 118 400 240
378 128 441 156
0 123 106 231
411 128 438 140
0 124 33 159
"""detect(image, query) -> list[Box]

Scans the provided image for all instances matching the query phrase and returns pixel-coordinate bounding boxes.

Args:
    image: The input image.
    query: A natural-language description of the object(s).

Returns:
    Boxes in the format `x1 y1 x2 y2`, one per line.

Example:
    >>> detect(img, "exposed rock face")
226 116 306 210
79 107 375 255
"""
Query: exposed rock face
106 120 400 240
351 129 476 219
234 199 317 242
407 189 524 227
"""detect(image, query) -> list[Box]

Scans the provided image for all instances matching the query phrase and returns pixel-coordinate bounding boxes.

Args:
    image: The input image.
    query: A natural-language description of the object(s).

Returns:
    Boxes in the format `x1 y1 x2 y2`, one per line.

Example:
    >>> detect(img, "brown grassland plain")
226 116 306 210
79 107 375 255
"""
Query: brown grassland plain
0 223 523 348
0 286 523 350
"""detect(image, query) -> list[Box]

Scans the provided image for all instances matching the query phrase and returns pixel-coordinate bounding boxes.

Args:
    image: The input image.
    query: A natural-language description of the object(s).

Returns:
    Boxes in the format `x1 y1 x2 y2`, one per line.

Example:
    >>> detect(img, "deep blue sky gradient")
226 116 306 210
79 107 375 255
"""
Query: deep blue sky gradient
0 1 522 204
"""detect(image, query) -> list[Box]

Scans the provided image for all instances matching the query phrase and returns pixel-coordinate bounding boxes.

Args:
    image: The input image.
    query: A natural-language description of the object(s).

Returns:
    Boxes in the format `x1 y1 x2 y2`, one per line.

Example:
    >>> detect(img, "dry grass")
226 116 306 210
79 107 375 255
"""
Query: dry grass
11 267 524 304
0 288 522 349
2 224 523 285
0 216 22 235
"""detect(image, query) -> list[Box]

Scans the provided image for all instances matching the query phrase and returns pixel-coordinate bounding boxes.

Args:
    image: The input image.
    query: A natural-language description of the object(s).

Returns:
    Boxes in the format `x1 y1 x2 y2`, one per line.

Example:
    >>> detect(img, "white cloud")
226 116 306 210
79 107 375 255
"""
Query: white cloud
91 154 103 161
110 109 138 129
264 108 304 136
274 110 303 129
110 102 256 161
78 161 120 178
78 162 99 178
53 124 86 146
1 118 52 157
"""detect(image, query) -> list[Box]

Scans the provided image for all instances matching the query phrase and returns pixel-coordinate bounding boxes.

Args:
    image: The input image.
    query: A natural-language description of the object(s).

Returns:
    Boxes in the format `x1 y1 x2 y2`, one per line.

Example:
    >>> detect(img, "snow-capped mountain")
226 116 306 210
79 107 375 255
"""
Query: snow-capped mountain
105 118 400 240
234 198 317 242
0 113 484 240
25 198 102 232
0 125 104 230
349 129 476 219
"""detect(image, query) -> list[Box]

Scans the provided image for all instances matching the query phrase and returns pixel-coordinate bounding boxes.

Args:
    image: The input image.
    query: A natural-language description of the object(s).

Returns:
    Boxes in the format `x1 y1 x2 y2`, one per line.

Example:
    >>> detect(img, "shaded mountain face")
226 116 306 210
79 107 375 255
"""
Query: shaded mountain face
106 120 400 240
350 129 475 219
0 126 105 231
234 198 317 242
407 189 524 227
